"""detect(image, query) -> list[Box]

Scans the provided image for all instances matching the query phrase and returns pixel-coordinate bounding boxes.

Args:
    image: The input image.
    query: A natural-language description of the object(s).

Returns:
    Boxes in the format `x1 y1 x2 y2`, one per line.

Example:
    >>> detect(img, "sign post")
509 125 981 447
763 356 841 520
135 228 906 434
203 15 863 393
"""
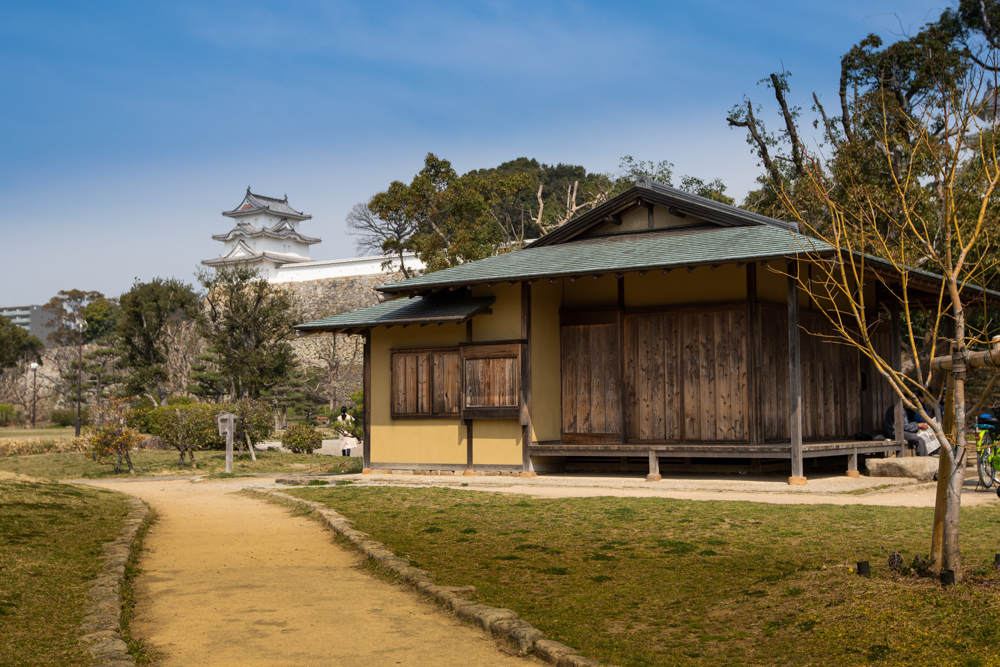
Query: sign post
216 412 237 474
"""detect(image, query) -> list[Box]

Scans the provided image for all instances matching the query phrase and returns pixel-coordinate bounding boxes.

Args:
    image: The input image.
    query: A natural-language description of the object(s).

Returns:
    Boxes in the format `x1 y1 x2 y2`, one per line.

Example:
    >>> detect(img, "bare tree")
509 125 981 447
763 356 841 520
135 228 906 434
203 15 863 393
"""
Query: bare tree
346 199 418 278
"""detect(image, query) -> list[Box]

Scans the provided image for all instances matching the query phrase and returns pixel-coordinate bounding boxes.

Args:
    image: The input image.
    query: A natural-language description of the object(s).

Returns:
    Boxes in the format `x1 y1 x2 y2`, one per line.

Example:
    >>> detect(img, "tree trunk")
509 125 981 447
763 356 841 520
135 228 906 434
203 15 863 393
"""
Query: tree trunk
245 432 257 462
125 450 134 475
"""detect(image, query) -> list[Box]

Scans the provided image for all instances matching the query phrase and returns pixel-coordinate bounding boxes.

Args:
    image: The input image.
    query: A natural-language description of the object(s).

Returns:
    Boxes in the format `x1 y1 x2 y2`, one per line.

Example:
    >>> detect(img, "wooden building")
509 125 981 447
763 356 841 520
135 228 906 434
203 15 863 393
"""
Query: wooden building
296 176 999 484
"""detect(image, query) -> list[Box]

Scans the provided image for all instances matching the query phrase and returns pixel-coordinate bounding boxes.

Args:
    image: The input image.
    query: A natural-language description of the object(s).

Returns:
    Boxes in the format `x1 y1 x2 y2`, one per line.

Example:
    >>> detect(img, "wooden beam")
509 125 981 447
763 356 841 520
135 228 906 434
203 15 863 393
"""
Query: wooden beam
747 262 761 446
521 281 535 475
662 268 672 275
466 419 474 473
362 330 372 471
890 297 904 456
647 201 655 229
618 274 626 445
687 266 696 273
668 207 686 218
787 264 805 484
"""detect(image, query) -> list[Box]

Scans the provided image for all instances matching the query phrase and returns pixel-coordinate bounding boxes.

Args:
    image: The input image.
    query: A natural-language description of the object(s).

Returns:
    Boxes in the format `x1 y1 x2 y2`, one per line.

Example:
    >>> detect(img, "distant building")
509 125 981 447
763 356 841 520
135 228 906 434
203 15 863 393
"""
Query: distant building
0 304 56 343
201 188 321 278
202 188 421 281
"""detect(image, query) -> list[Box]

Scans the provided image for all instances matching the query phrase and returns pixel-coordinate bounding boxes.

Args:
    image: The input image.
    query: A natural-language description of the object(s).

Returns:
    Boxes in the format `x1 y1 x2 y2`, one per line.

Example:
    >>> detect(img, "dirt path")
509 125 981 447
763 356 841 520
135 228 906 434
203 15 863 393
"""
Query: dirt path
83 478 535 667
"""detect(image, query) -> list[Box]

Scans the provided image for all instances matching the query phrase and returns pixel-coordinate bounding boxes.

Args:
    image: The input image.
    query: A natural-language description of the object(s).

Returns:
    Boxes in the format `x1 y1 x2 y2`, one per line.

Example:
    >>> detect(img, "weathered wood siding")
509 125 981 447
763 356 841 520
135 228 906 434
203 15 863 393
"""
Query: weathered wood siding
624 307 747 442
432 349 461 415
861 325 894 435
393 351 429 416
560 323 622 440
464 357 519 408
760 305 866 441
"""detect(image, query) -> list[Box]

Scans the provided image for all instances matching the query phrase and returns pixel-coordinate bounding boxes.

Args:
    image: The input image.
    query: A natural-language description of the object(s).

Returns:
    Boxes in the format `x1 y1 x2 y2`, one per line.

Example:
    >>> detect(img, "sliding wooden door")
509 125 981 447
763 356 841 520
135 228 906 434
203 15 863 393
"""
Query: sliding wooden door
560 314 622 443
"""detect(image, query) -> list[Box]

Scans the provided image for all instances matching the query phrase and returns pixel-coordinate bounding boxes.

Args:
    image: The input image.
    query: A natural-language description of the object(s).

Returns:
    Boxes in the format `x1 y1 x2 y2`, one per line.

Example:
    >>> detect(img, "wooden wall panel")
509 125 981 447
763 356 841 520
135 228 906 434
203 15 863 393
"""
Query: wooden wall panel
464 357 518 407
624 307 746 443
561 323 621 436
760 305 789 441
862 326 894 435
392 351 430 416
432 350 461 415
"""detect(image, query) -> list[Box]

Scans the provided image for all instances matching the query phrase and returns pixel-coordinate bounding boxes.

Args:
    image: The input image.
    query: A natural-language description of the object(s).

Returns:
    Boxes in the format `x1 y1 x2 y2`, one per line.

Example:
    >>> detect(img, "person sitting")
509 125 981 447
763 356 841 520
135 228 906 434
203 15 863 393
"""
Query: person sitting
884 404 929 454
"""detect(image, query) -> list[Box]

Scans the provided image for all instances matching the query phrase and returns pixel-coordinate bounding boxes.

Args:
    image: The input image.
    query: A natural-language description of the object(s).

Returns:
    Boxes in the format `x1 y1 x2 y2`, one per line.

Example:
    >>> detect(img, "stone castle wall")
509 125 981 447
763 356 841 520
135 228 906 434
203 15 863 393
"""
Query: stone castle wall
281 272 406 407
279 271 406 321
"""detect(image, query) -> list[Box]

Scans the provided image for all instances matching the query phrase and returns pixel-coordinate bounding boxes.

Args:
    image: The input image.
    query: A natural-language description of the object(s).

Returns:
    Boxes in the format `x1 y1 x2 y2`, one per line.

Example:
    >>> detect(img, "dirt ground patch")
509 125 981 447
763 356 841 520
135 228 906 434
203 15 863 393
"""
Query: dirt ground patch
81 478 535 667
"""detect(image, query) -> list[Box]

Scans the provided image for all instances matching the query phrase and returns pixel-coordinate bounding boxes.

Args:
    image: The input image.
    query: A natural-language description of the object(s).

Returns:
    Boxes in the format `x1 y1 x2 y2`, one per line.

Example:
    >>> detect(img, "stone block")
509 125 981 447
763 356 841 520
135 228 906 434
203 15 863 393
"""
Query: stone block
519 471 538 478
463 470 476 477
472 607 519 631
557 656 601 667
453 602 493 619
788 476 808 486
361 468 373 475
86 638 128 655
533 640 578 664
646 474 662 482
491 618 545 653
866 457 938 482
78 630 120 644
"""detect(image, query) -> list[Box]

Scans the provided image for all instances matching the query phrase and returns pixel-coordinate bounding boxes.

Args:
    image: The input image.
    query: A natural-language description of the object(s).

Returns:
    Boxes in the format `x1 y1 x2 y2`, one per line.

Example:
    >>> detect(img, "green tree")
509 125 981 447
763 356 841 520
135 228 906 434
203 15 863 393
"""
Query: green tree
196 265 297 399
0 316 42 370
42 290 117 346
187 349 228 403
367 153 533 273
116 278 200 406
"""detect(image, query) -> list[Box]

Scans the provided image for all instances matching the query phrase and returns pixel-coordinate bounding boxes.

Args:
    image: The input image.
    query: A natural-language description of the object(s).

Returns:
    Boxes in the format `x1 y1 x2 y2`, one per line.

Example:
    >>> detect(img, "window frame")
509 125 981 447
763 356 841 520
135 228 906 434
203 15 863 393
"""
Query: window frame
389 346 462 420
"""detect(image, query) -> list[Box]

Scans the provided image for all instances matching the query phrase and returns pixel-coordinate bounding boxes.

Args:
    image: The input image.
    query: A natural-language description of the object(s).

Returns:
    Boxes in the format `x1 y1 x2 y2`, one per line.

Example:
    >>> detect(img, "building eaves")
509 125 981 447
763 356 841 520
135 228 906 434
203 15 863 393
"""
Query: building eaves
222 188 312 220
295 296 495 333
377 225 832 294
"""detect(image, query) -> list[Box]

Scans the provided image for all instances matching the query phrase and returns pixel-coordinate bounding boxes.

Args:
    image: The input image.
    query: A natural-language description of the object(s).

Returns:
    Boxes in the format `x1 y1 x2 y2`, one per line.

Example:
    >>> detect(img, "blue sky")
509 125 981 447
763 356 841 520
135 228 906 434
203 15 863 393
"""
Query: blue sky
0 0 948 304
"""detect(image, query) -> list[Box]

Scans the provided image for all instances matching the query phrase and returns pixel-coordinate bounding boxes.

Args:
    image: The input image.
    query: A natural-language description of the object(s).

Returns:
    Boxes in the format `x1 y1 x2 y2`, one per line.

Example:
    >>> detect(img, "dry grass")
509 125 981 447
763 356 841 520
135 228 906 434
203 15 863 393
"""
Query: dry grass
0 449 363 479
290 486 1000 667
0 478 129 666
0 436 90 457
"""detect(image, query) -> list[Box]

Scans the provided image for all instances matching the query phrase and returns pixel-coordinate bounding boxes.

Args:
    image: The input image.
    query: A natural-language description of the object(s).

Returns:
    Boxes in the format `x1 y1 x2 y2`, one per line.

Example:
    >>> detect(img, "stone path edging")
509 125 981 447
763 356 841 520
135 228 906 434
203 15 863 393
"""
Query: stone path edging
77 496 149 667
255 489 616 667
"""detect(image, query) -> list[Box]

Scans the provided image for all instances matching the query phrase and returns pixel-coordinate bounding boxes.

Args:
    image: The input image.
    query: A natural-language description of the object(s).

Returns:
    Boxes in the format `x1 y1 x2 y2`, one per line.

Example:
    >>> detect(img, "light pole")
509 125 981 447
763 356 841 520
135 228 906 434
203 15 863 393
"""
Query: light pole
29 362 39 428
74 319 88 437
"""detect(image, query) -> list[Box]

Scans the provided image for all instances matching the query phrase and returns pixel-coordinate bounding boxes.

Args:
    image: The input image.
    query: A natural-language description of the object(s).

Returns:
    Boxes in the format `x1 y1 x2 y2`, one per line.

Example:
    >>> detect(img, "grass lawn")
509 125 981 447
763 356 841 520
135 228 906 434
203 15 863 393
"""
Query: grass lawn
0 450 363 479
290 486 1000 667
0 475 130 666
0 426 77 440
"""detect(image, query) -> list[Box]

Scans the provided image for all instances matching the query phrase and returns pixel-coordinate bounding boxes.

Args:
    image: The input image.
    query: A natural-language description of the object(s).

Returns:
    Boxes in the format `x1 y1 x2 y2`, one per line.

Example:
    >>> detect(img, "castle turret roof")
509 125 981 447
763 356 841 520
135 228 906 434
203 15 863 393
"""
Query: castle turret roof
223 188 312 221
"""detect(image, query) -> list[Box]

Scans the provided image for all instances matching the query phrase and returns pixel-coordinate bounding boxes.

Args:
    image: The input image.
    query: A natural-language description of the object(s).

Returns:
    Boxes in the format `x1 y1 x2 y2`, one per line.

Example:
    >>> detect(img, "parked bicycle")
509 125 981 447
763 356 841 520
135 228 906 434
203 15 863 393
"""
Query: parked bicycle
975 412 1000 488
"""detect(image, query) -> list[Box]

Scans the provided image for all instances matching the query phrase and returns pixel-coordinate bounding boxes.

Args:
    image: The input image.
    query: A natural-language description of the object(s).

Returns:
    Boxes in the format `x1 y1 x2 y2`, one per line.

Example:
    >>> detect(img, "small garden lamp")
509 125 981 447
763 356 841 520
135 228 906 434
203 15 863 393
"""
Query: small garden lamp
29 361 39 427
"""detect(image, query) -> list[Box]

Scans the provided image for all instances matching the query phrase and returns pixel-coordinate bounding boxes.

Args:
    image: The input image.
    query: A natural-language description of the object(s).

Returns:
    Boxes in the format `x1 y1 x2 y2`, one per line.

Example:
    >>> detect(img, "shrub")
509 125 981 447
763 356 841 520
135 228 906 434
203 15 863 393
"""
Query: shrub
0 436 89 457
0 404 19 426
282 424 322 454
50 408 90 428
89 398 143 474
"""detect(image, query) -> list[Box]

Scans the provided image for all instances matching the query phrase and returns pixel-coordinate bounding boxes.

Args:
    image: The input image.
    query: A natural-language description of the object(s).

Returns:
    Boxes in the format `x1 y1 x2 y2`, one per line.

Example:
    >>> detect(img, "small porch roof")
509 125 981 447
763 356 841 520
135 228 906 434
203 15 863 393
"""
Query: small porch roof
295 295 495 335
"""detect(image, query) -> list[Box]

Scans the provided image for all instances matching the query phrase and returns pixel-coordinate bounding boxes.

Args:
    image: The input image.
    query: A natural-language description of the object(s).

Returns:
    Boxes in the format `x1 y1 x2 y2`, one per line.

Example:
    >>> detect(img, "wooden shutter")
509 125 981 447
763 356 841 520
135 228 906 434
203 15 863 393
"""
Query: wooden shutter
560 320 622 443
624 313 682 441
391 348 460 419
461 343 521 419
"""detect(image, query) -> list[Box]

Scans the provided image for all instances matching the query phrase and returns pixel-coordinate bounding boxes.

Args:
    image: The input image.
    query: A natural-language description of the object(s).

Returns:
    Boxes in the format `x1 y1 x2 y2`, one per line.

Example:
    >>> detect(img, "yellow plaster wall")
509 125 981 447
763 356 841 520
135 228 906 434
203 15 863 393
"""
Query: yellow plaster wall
564 273 618 308
586 204 701 236
472 419 523 464
370 324 467 465
470 283 521 340
530 279 562 442
624 264 746 307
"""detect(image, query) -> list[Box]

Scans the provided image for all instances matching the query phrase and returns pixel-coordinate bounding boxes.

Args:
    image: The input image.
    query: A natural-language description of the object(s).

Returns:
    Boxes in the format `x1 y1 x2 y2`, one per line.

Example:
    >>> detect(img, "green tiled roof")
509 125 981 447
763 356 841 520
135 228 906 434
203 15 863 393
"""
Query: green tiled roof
296 296 494 332
379 225 833 294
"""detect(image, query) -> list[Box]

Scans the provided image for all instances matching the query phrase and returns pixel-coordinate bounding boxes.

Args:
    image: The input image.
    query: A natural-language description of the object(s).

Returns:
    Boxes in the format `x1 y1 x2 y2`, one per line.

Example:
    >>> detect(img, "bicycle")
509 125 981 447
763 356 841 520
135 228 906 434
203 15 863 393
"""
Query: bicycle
975 413 1000 489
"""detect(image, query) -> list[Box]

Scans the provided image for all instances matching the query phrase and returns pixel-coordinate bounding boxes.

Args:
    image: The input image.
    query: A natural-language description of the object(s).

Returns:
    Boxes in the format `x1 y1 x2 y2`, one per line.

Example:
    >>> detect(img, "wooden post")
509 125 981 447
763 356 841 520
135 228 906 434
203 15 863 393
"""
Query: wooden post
225 419 234 474
746 262 761 445
847 449 860 478
647 449 661 481
788 263 806 485
618 275 626 445
520 281 536 477
890 299 905 456
465 318 475 476
932 349 955 566
362 329 372 473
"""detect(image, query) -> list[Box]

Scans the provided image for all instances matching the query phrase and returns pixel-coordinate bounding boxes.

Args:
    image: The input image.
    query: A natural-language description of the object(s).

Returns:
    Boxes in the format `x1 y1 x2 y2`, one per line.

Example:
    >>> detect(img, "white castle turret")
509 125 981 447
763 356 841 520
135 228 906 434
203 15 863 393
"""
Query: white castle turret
202 188 321 278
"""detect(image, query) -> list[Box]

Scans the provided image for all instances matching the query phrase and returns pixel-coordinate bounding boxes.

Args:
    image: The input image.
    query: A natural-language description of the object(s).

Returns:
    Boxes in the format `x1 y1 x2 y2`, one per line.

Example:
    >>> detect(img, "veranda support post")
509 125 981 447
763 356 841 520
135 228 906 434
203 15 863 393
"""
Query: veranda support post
890 298 905 457
520 281 536 477
788 263 805 485
362 329 372 472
